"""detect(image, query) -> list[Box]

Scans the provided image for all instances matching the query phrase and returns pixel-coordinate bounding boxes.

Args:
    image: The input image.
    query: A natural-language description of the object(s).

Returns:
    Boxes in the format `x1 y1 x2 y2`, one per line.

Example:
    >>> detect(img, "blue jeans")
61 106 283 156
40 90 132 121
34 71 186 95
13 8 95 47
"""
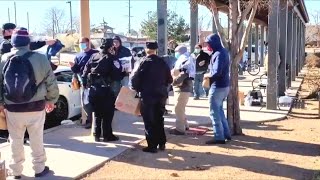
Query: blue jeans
193 73 205 98
121 76 129 87
111 81 121 97
209 86 231 141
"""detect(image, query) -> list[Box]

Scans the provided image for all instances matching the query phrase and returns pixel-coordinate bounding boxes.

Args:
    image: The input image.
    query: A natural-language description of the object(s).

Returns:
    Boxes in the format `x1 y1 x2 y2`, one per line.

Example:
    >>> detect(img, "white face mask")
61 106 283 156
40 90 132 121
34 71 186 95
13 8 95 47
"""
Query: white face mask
194 49 200 54
203 49 213 56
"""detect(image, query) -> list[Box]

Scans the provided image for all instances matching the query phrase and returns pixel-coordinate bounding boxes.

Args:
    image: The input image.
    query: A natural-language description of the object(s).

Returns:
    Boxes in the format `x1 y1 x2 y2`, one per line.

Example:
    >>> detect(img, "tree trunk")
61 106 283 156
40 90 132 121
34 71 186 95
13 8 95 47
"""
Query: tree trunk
227 0 243 135
228 51 243 135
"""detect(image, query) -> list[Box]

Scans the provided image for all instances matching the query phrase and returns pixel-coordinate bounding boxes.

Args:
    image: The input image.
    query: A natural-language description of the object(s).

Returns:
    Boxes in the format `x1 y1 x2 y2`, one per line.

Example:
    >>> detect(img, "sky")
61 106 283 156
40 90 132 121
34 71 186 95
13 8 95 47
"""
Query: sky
0 0 318 35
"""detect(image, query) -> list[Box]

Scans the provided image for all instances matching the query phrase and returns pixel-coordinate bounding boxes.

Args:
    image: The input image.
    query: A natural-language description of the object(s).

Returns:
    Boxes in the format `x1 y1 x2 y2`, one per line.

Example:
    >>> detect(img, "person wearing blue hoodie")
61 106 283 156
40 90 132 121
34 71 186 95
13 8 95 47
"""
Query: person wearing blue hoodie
204 34 232 144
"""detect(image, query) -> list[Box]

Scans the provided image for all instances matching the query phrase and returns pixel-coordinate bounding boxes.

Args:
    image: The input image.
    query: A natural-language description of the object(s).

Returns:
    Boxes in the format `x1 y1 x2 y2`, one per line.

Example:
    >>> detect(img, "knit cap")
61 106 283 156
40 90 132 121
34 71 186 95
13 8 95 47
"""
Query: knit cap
11 27 30 47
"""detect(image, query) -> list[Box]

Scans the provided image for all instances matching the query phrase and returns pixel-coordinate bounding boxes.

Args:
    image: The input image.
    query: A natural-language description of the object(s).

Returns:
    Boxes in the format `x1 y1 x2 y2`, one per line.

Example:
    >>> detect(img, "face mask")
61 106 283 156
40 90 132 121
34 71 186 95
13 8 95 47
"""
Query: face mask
207 46 213 52
80 43 87 50
194 49 200 54
175 52 181 59
4 36 11 40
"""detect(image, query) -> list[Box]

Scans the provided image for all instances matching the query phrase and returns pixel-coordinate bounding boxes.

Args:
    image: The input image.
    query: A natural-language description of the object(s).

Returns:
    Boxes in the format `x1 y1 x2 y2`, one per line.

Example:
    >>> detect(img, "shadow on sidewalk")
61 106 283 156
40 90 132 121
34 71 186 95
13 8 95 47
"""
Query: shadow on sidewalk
171 130 319 157
112 135 315 180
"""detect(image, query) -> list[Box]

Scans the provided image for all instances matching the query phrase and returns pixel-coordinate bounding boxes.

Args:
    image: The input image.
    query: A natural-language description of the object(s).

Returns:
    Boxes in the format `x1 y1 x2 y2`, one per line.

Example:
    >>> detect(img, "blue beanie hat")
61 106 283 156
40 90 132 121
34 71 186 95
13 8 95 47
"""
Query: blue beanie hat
11 27 30 47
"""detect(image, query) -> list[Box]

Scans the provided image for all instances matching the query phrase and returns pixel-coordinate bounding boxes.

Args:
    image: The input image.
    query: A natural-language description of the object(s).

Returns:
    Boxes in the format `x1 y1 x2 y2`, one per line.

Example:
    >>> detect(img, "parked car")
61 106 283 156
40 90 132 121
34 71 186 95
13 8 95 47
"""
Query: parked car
131 46 146 57
46 66 81 122
33 46 81 122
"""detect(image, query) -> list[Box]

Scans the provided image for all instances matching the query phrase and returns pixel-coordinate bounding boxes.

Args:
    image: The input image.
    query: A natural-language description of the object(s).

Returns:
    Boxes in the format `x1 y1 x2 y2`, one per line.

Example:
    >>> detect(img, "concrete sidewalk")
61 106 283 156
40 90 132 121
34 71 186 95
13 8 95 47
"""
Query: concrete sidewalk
0 69 304 179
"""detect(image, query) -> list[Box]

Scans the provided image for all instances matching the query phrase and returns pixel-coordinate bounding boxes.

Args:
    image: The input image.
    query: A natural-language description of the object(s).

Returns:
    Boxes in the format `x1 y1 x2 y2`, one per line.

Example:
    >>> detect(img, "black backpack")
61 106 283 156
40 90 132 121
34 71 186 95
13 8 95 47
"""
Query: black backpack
249 90 263 106
3 52 39 103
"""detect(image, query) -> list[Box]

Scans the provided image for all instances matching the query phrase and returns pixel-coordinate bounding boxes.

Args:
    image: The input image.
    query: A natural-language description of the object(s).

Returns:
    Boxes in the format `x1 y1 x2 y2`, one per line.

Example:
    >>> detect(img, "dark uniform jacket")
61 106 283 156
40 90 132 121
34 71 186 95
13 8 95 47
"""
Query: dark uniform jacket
131 54 173 104
0 38 46 55
82 52 122 87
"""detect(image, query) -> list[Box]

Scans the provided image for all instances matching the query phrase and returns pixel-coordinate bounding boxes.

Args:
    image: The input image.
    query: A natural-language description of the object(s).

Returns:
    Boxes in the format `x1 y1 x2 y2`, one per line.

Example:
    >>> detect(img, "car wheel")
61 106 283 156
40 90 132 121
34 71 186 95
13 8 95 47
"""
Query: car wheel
51 96 69 122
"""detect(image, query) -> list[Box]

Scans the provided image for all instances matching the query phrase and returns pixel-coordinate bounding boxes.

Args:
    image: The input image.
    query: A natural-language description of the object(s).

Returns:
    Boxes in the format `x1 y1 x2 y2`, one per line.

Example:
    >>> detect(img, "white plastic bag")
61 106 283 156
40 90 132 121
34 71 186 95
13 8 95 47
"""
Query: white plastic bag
61 120 75 125
279 96 293 106
244 96 253 107
83 88 90 105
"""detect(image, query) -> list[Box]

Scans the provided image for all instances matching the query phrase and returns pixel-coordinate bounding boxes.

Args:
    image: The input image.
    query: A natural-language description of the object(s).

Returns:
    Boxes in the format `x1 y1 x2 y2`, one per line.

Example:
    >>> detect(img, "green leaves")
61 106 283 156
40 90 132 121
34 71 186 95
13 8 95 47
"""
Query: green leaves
140 11 189 42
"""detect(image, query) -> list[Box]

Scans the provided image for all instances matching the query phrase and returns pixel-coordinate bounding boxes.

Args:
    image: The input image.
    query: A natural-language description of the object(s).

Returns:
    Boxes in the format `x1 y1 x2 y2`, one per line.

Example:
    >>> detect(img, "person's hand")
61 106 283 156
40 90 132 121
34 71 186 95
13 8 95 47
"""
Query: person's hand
199 60 205 66
0 105 5 112
45 102 56 113
69 61 75 67
46 39 56 46
204 73 211 78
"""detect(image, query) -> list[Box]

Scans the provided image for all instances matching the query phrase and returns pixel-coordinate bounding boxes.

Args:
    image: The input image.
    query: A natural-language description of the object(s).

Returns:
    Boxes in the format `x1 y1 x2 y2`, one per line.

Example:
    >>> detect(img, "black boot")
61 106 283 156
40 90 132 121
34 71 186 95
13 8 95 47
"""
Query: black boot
205 139 226 145
142 147 157 153
94 136 100 142
103 135 119 142
158 144 166 151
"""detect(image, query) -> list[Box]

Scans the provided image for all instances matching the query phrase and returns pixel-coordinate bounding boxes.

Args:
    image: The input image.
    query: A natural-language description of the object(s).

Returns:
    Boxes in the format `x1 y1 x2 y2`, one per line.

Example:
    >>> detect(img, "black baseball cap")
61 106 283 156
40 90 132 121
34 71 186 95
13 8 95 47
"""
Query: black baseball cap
146 41 158 50
2 23 16 30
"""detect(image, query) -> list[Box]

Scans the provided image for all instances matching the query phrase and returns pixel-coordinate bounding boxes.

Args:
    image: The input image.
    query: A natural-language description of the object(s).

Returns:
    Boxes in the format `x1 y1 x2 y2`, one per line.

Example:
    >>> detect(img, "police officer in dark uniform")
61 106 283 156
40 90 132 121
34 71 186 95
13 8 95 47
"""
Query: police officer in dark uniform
82 38 121 142
131 42 173 153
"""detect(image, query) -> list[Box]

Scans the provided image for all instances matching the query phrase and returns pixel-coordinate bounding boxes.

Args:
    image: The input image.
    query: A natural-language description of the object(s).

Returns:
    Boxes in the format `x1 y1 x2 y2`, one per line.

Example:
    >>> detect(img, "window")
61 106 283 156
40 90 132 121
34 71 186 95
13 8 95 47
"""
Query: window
55 71 73 82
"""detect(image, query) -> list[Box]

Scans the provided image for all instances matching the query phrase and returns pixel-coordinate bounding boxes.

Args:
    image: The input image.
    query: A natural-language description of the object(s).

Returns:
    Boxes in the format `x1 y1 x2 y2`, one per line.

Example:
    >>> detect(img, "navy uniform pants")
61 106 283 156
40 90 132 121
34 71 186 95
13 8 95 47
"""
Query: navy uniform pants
140 98 167 149
89 86 116 139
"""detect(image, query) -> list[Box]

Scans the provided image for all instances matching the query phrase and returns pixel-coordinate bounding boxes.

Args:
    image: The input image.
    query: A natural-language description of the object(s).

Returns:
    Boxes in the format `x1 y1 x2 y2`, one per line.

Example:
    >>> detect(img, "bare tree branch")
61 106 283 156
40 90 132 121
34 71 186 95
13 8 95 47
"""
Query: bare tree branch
238 1 255 26
235 0 259 62
207 1 229 48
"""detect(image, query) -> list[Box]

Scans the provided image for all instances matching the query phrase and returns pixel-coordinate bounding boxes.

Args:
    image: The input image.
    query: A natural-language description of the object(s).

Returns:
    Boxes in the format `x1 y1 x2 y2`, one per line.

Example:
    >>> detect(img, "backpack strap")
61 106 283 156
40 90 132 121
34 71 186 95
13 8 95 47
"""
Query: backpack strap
3 52 35 74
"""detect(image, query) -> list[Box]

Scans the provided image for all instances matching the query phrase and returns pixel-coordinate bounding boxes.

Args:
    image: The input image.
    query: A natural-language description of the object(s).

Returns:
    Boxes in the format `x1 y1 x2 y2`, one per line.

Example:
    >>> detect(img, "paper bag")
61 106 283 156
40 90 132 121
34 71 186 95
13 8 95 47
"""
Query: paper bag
202 77 210 89
0 111 7 130
115 87 141 116
238 91 245 105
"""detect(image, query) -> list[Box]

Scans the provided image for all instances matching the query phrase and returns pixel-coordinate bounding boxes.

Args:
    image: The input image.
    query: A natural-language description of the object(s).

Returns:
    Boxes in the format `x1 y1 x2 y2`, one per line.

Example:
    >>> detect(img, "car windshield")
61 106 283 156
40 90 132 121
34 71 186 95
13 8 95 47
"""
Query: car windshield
55 71 73 82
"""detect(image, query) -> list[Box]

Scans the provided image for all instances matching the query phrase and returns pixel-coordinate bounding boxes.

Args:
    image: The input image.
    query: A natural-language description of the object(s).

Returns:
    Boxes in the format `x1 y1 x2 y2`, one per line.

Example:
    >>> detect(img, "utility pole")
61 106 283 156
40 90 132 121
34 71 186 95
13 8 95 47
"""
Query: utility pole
14 2 17 25
157 0 167 56
126 0 133 35
67 1 73 35
129 0 131 34
27 12 30 31
147 11 152 20
8 8 10 22
52 13 55 39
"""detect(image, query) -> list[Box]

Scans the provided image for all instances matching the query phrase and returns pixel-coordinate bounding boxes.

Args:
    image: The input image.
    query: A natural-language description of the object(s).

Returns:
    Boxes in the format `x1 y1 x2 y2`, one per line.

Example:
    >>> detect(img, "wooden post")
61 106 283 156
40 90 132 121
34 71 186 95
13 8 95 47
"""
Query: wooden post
80 0 90 42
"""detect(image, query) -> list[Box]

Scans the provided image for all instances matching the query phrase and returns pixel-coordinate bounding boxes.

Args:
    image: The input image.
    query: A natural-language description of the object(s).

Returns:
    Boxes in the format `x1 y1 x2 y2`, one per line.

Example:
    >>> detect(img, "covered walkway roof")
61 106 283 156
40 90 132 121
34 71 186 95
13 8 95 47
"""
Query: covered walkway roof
213 0 309 25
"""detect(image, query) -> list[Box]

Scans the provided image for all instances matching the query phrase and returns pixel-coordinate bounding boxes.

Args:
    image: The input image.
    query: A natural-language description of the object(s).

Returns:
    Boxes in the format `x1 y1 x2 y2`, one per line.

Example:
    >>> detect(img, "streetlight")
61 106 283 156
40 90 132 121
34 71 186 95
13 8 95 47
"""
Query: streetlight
66 1 72 35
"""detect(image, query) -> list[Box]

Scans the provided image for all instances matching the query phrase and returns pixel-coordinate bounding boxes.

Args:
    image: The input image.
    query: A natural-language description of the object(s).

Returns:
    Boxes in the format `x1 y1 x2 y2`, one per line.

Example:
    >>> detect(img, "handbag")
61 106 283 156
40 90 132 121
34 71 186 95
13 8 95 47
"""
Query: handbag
71 74 81 90
171 69 183 87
